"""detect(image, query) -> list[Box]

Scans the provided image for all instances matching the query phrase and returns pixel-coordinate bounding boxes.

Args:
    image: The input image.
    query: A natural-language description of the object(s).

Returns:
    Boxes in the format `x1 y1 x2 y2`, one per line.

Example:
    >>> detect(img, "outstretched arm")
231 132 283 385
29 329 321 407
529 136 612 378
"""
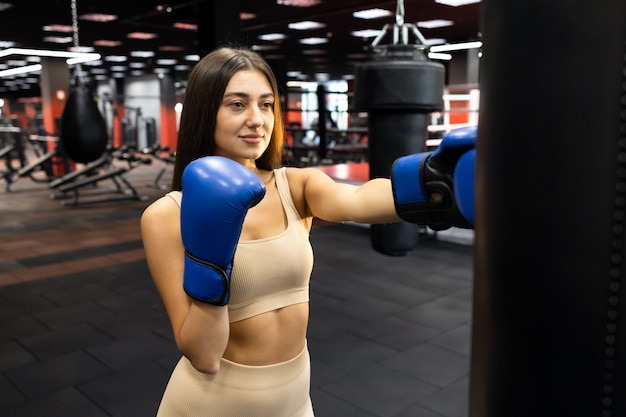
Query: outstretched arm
295 167 400 225
294 126 476 229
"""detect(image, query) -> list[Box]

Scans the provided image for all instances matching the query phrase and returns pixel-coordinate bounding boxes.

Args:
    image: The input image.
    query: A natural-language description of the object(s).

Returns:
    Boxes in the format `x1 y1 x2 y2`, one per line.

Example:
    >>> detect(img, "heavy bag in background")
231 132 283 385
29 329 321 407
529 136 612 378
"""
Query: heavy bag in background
354 46 444 256
471 0 626 416
60 84 108 164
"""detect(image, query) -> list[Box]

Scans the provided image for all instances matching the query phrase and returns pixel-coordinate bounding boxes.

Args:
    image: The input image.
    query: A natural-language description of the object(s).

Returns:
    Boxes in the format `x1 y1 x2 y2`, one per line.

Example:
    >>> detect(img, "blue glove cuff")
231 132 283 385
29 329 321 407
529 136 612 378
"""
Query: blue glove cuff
391 152 429 207
454 149 476 224
183 250 230 306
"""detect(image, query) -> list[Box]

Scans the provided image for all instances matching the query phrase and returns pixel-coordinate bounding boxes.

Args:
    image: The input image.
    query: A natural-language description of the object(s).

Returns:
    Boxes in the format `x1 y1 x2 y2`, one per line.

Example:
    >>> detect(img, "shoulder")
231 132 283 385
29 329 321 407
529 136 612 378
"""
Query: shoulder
141 194 181 238
283 166 335 218
284 166 332 185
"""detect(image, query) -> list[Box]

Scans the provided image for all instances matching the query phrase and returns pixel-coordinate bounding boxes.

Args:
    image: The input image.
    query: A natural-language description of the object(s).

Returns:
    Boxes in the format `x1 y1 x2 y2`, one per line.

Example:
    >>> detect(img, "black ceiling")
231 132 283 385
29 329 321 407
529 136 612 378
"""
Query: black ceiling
0 0 481 99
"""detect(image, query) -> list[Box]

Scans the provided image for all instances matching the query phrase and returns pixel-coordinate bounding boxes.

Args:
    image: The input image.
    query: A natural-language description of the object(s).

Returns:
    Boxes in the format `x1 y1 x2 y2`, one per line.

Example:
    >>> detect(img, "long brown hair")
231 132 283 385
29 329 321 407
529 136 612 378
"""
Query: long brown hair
170 46 284 191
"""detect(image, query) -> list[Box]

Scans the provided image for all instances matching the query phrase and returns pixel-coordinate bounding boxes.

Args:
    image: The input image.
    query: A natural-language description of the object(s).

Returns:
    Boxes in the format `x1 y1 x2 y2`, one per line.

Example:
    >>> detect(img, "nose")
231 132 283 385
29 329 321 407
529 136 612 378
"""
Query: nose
246 105 264 128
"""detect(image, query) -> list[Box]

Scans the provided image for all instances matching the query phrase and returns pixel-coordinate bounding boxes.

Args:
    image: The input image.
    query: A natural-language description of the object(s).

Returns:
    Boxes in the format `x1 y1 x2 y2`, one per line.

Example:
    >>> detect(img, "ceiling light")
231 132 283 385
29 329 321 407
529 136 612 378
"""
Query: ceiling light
430 40 482 52
288 21 326 30
315 73 329 82
155 5 172 13
173 22 197 30
43 36 72 44
129 62 145 68
184 54 200 61
42 24 73 32
67 54 101 65
353 8 392 19
104 55 127 62
69 46 94 53
81 60 103 66
0 41 15 48
80 13 117 22
299 37 328 45
276 0 321 7
428 52 452 60
240 12 256 20
0 2 13 11
131 51 155 58
94 40 122 47
0 48 101 73
127 32 157 40
351 29 381 38
435 0 481 6
110 66 127 71
156 59 177 65
0 64 42 77
259 33 286 41
417 19 454 29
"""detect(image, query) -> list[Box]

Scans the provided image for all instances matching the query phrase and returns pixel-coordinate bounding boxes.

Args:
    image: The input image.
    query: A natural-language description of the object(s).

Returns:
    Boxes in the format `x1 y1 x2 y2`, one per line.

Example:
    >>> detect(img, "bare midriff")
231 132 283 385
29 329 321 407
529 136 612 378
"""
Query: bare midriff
223 302 309 365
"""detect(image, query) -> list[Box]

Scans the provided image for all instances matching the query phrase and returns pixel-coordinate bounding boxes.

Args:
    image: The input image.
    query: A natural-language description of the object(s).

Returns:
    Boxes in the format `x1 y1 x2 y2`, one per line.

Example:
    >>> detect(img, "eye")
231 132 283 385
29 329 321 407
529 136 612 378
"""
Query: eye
229 101 246 109
262 101 274 110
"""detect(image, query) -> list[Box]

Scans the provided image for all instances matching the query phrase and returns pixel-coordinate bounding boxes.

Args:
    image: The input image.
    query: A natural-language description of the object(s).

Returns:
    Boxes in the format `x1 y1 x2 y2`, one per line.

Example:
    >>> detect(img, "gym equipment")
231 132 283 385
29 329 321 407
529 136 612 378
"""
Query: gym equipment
181 156 266 305
471 1 626 416
2 130 72 192
49 144 151 206
141 143 175 189
60 83 108 164
0 121 25 178
354 0 445 256
391 126 475 229
59 0 108 165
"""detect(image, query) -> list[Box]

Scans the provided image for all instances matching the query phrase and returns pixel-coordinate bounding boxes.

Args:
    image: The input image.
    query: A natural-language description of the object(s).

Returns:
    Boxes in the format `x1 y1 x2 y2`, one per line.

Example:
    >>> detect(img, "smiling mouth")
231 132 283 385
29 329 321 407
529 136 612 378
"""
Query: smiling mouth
241 135 263 144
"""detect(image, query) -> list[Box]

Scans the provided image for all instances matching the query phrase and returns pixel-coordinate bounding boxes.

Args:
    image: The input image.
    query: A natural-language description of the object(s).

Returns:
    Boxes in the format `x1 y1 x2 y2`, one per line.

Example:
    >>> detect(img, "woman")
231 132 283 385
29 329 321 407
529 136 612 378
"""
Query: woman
141 46 402 417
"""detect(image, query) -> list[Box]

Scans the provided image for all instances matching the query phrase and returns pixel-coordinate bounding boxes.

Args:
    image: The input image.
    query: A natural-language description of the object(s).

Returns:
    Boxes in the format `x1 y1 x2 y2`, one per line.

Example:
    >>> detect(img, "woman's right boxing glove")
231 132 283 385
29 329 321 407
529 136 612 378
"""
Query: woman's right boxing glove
180 156 266 305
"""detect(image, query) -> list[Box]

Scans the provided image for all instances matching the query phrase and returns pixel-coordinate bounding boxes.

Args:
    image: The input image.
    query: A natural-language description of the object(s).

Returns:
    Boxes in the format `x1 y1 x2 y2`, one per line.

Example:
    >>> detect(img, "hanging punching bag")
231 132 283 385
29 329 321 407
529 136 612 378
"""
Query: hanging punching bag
471 0 626 416
355 46 444 256
60 83 109 164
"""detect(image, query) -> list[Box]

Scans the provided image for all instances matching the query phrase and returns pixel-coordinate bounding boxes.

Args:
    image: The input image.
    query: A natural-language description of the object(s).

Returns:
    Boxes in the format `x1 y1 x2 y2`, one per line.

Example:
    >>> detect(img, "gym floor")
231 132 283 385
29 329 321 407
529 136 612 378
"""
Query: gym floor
0 158 475 417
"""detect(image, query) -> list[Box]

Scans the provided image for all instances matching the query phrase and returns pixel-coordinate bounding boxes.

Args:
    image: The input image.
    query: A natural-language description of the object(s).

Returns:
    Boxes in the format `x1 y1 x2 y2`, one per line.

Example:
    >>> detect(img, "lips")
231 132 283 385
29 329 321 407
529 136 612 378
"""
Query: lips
240 134 264 144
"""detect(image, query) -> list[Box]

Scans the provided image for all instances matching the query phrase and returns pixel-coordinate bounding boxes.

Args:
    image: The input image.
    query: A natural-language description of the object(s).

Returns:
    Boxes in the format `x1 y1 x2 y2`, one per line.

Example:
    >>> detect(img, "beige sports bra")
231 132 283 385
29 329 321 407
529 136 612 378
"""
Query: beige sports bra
166 167 313 322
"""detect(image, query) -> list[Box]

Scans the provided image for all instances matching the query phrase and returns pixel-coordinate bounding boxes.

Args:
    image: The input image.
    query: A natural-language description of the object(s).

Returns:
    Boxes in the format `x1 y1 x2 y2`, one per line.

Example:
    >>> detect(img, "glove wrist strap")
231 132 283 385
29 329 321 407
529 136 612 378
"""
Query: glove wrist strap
183 250 230 306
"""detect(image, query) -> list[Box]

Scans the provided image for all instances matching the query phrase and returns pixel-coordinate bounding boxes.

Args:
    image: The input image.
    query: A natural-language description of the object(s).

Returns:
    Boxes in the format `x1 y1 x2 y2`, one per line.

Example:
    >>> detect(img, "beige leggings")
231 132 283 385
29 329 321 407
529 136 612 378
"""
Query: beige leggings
156 343 314 417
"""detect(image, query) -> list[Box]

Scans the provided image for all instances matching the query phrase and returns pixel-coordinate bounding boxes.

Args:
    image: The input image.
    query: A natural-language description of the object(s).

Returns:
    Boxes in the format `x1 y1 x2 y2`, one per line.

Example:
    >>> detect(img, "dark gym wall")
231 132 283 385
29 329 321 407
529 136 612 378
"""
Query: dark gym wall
471 1 626 416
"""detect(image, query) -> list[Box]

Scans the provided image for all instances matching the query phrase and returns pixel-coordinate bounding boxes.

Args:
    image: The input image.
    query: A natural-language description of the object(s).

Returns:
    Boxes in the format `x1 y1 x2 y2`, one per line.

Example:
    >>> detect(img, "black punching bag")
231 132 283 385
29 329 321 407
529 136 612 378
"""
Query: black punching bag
354 45 444 256
471 1 626 416
60 83 108 164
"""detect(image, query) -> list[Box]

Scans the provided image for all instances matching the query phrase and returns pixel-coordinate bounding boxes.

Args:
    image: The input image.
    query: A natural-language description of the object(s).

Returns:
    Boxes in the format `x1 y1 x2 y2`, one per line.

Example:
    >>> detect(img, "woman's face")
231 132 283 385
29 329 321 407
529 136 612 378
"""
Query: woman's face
214 69 275 166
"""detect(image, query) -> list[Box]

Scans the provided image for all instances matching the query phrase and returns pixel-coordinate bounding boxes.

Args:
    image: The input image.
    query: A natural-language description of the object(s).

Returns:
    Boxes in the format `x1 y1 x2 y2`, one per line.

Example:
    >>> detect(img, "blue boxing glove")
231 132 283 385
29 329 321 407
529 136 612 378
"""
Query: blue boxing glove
454 149 475 224
391 126 476 230
181 156 266 305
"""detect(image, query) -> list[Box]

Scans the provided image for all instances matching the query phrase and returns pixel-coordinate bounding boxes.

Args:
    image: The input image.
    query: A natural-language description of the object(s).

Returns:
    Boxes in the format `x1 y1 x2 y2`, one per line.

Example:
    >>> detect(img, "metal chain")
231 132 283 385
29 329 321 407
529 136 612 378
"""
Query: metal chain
70 0 85 85
71 0 79 49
